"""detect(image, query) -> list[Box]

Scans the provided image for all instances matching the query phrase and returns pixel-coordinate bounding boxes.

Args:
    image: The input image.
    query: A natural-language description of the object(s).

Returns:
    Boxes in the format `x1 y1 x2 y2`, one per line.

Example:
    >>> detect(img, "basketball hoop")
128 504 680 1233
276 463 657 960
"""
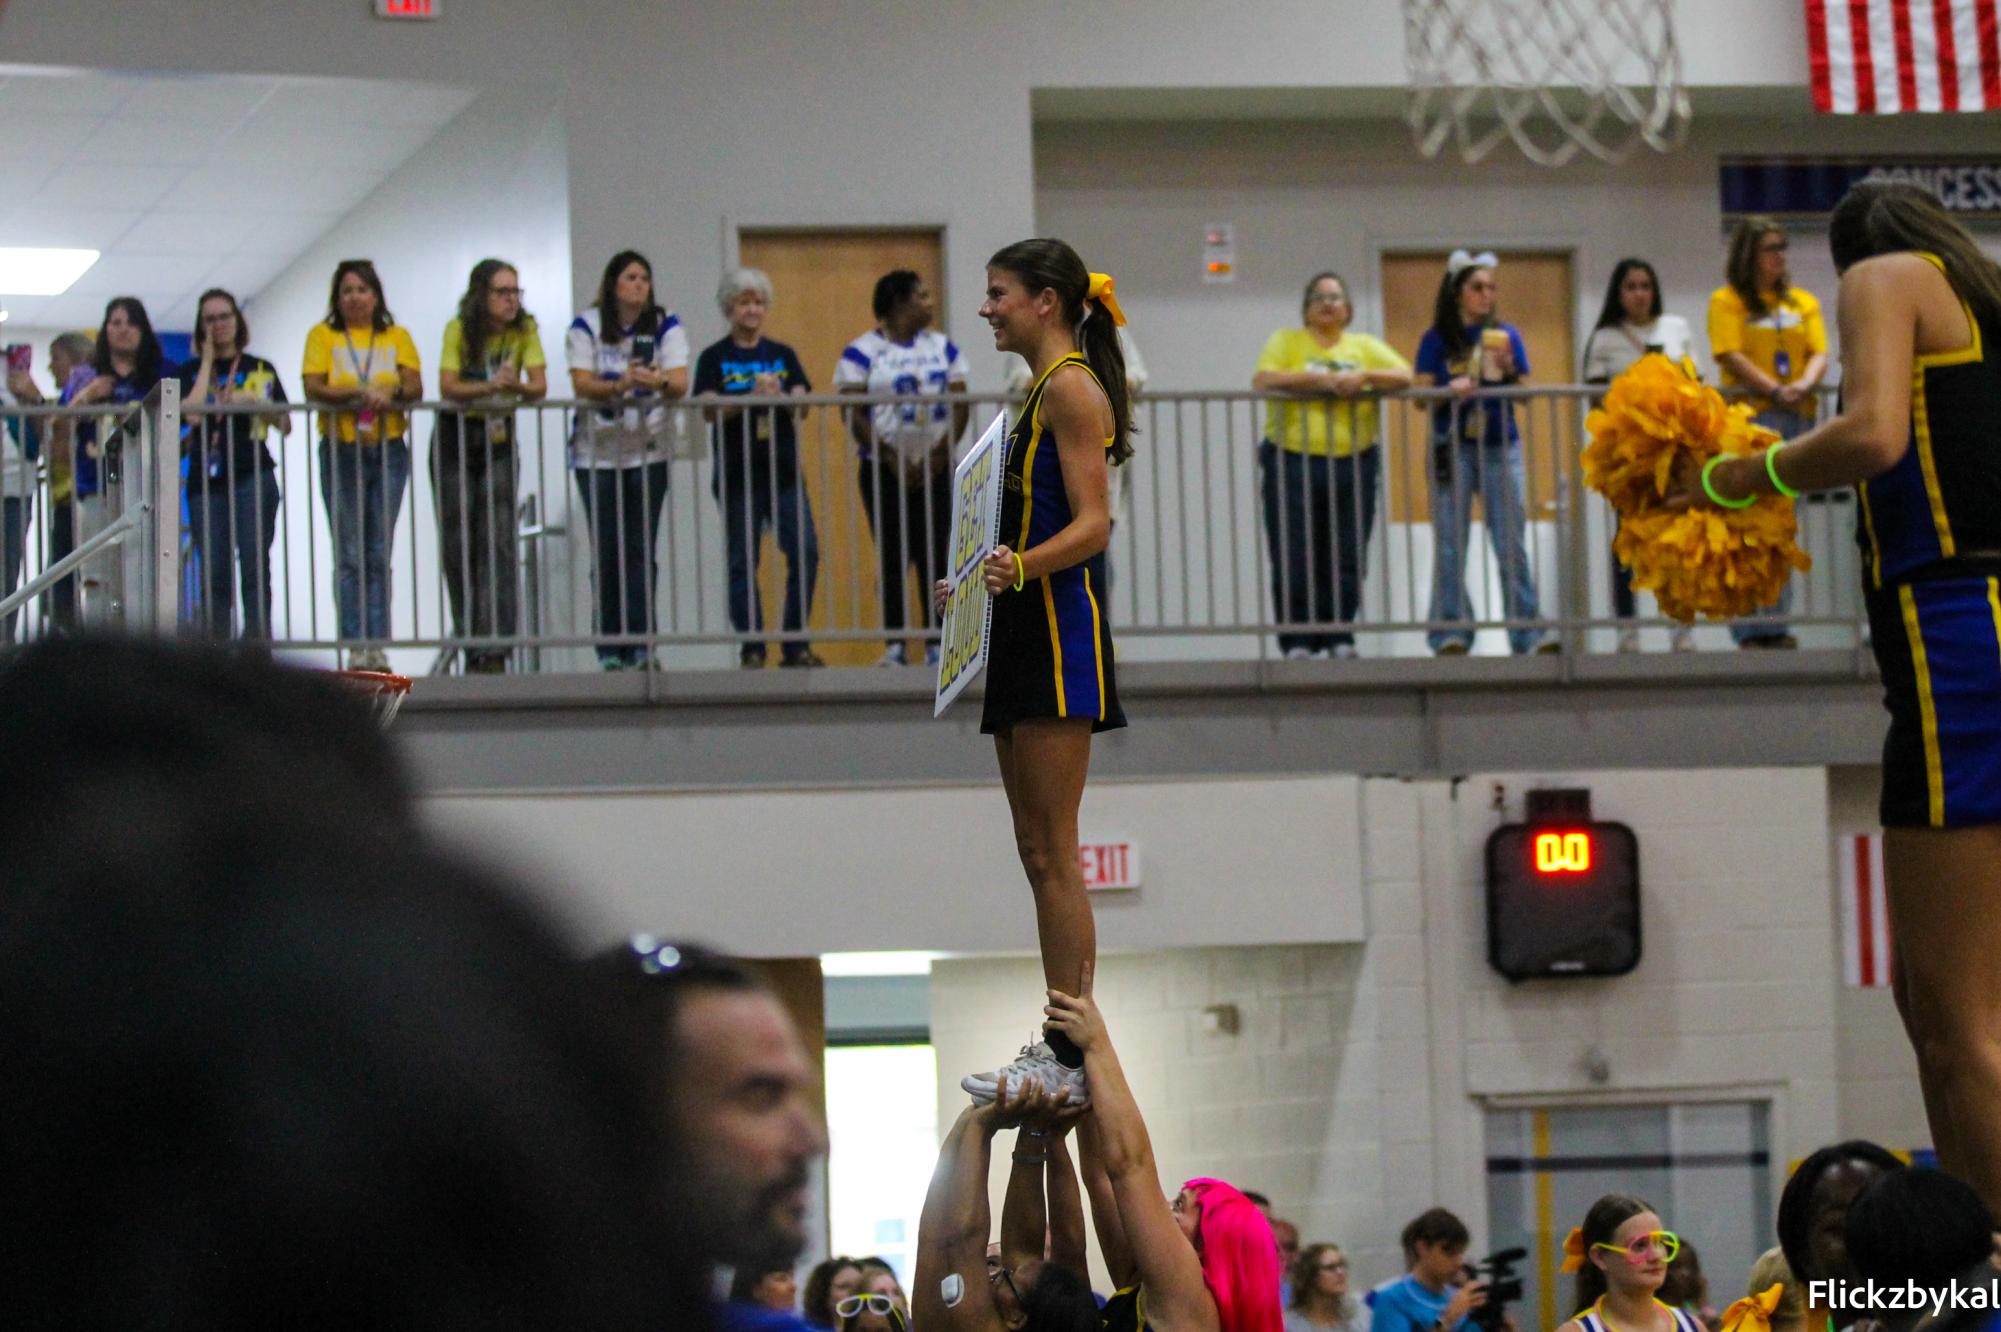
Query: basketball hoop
1404 0 1690 167
334 669 413 730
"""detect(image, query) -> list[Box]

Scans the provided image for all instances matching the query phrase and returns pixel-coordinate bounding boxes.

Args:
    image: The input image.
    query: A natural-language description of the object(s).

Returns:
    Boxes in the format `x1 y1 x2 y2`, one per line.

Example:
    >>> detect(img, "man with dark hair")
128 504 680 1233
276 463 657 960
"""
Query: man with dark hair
1367 1208 1487 1332
591 938 827 1332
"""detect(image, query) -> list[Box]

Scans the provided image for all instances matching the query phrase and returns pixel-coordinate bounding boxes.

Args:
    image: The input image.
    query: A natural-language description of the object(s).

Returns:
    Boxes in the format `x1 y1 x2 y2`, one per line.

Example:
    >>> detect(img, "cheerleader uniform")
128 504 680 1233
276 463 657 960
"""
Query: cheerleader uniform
981 354 1126 736
1859 252 2001 828
1100 1286 1147 1332
1575 1301 1704 1332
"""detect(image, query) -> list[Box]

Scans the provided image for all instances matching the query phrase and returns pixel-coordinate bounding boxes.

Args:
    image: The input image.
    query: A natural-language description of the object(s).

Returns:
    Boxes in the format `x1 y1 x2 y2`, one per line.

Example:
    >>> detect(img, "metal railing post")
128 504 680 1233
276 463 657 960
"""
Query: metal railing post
148 379 182 636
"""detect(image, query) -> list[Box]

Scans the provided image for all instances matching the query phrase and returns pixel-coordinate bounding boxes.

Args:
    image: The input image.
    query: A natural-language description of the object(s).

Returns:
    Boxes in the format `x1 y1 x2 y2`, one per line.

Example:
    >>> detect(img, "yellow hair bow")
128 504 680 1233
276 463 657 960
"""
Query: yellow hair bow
1718 1285 1785 1332
1086 272 1128 328
1560 1228 1587 1274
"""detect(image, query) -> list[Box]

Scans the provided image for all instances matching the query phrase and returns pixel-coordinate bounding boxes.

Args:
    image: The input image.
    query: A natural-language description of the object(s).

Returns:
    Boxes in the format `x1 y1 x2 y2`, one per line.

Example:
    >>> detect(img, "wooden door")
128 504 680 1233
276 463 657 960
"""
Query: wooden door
1379 251 1575 523
737 229 946 666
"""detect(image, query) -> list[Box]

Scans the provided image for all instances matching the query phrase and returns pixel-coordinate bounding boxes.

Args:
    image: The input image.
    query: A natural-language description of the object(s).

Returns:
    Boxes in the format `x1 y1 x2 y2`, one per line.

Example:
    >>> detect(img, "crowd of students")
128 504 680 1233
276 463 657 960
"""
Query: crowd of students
0 214 1827 667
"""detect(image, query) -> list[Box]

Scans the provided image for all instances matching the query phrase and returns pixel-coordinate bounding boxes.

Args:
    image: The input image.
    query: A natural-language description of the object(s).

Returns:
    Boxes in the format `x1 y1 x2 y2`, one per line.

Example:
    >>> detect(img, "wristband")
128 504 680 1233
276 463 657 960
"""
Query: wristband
1012 551 1025 591
1764 444 1799 499
1701 454 1756 510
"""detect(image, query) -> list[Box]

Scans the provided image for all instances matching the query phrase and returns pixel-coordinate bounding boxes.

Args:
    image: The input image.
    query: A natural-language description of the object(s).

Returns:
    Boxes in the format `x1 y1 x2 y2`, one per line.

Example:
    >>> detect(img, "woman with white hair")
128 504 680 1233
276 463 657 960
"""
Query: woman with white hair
692 267 821 667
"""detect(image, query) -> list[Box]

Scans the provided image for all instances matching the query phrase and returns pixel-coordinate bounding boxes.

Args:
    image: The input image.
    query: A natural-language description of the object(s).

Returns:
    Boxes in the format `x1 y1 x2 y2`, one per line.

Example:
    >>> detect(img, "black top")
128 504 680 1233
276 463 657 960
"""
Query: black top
692 336 810 479
178 353 288 482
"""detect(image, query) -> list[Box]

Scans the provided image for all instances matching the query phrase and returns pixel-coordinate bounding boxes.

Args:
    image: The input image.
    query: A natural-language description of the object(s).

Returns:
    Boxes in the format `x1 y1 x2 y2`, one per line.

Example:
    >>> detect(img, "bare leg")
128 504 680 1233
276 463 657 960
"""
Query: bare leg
1886 824 2001 1215
993 717 1097 999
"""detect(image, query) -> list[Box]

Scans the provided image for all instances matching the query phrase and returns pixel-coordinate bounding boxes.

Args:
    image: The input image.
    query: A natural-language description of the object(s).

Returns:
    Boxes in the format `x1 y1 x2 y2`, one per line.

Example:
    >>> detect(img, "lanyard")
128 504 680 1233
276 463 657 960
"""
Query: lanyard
341 328 380 390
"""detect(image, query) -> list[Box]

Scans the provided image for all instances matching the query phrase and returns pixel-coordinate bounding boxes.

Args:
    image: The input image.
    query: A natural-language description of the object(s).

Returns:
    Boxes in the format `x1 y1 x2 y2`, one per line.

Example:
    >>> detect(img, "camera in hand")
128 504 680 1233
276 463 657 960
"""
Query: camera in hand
1466 1248 1526 1332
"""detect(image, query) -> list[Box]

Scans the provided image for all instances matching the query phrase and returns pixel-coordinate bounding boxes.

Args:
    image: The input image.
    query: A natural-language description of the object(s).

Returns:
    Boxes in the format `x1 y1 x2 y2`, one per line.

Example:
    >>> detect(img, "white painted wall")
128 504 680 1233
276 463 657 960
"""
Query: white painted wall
425 774 1366 955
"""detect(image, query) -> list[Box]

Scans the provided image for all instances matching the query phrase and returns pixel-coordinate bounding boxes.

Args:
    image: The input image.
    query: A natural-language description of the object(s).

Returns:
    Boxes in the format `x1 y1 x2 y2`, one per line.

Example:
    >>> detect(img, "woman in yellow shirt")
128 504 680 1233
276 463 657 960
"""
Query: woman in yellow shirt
301 259 422 671
437 258 547 675
1707 217 1827 650
1252 272 1412 658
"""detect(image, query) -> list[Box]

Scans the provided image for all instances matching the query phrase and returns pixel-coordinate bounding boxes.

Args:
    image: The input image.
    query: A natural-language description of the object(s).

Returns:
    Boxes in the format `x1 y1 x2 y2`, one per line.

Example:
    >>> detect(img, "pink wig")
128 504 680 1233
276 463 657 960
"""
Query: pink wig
1181 1178 1284 1332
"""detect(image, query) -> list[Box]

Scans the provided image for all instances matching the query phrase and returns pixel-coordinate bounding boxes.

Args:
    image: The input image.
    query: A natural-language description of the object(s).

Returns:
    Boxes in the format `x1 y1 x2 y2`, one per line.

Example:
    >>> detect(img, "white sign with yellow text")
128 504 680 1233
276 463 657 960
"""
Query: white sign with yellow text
934 410 1008 716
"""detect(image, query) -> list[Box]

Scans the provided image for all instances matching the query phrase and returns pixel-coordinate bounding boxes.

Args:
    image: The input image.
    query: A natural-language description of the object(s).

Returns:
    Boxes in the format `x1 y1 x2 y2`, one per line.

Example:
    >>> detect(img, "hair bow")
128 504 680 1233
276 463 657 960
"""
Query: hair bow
1446 249 1499 279
1718 1285 1785 1332
1559 1227 1587 1274
1086 272 1128 327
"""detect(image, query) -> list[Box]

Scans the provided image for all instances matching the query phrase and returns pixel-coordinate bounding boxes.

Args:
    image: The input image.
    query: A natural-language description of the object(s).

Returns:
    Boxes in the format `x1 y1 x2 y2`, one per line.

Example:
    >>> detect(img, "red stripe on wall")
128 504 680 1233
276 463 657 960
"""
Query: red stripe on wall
1856 836 1878 987
1979 0 2001 107
1851 0 1881 110
1936 0 1962 110
1892 0 1920 107
1808 0 1836 111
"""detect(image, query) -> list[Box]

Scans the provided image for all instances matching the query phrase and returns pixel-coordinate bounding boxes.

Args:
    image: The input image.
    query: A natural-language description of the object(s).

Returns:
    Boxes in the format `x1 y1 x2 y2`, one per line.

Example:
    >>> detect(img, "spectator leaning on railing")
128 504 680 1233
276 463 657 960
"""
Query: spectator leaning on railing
835 269 968 668
566 249 689 671
68 297 167 628
302 259 423 672
1582 258 1694 653
13 331 92 634
694 267 821 669
181 287 290 642
1708 217 1824 650
437 258 547 675
1415 252 1550 657
1253 270 1411 660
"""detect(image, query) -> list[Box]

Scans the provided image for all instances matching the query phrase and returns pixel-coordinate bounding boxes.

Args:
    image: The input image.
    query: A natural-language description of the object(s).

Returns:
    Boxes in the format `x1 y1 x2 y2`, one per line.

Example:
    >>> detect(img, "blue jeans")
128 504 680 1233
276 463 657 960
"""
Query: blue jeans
714 460 819 660
1428 432 1543 653
1731 408 1806 643
575 462 670 665
318 438 410 642
187 467 281 640
1 495 26 644
1259 442 1379 652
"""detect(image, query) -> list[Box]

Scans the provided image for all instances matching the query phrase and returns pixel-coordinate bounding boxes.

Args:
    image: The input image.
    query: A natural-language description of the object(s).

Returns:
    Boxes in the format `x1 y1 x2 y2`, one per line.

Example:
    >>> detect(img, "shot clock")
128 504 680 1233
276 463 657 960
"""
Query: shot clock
1485 788 1640 982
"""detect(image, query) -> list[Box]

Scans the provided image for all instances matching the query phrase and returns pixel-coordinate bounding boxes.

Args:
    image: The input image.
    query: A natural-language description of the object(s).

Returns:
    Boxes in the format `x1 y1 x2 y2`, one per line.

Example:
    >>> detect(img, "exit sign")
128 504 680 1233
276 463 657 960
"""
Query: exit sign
374 0 440 18
1080 841 1139 891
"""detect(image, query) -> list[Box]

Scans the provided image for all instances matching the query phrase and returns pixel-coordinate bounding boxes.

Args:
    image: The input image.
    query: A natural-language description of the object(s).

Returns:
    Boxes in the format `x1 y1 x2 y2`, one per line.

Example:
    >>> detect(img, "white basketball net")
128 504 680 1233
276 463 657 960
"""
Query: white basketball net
1404 0 1691 166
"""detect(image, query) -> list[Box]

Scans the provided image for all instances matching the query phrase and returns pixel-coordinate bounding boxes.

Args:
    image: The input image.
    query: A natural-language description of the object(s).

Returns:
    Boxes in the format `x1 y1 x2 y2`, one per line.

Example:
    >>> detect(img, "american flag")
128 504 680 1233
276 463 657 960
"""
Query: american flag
1807 0 2001 113
1837 833 1893 988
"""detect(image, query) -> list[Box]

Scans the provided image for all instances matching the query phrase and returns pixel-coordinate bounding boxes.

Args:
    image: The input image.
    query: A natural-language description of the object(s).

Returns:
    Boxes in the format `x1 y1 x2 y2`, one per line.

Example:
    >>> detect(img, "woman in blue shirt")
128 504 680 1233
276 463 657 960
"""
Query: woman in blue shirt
1413 252 1548 656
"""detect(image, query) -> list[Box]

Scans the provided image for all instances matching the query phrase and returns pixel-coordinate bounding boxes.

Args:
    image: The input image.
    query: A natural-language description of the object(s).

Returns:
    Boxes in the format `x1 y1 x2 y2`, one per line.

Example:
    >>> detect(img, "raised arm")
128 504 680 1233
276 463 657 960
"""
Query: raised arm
1045 1125 1089 1275
1076 1114 1138 1288
914 1103 1015 1332
1000 1126 1052 1270
1045 969 1220 1332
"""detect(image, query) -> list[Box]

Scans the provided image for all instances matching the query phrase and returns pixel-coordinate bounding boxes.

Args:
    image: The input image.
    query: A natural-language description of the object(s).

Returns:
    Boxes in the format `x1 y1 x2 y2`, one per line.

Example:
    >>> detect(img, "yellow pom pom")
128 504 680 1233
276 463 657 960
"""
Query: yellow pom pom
1583 354 1811 621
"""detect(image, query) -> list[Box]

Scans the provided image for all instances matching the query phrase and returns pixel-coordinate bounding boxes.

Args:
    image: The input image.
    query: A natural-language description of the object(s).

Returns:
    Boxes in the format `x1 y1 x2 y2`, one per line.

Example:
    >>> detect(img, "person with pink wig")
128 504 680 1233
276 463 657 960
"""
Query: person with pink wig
1044 965 1284 1332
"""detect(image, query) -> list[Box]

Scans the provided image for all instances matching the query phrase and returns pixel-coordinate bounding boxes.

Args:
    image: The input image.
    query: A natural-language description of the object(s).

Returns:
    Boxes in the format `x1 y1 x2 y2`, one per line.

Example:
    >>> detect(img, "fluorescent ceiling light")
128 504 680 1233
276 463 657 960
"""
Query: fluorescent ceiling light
819 951 945 978
0 248 99 296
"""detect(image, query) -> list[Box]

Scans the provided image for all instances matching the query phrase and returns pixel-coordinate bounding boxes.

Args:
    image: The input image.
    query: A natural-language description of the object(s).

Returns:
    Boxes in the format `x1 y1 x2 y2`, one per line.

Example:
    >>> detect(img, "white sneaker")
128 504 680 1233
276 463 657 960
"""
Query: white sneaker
350 646 390 672
960 1035 1089 1107
1671 626 1695 652
876 644 907 667
1616 628 1640 654
1332 643 1359 659
1284 646 1312 660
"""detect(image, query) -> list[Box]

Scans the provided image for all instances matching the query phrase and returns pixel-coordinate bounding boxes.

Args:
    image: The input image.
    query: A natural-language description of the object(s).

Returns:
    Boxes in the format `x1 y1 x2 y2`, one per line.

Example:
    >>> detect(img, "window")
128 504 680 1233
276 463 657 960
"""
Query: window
826 1043 939 1286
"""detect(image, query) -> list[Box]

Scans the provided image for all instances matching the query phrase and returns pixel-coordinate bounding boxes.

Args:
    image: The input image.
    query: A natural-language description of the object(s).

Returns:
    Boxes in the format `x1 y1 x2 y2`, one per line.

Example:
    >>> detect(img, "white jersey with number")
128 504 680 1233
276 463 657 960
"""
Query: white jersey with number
833 328 969 459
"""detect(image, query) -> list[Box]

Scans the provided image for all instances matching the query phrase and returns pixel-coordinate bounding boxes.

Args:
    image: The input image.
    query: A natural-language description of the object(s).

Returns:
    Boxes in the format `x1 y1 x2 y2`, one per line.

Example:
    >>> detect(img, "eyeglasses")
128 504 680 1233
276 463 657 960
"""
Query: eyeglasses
1594 1231 1680 1263
838 1295 904 1322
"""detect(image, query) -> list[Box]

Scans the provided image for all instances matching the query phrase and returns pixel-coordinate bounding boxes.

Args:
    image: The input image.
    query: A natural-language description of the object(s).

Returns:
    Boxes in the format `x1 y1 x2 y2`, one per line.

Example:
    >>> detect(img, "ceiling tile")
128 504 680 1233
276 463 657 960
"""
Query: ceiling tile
231 212 342 257
208 252 298 302
0 207 143 250
0 70 150 117
0 296 57 328
0 162 59 198
119 210 259 256
0 114 98 163
65 252 219 298
37 293 115 331
71 116 221 168
261 77 472 129
35 163 187 213
112 75 281 124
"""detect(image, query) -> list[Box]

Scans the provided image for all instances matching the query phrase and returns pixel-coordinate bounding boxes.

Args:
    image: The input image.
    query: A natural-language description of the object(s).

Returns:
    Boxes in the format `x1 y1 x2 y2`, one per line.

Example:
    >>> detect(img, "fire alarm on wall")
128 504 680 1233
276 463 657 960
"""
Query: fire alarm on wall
1202 224 1235 283
374 0 441 19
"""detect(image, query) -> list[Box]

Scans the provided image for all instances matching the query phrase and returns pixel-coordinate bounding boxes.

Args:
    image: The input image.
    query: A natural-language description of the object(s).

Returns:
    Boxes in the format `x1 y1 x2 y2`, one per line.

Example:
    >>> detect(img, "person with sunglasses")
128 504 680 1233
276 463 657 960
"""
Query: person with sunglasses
912 1077 1099 1332
1556 1195 1702 1332
838 1291 910 1332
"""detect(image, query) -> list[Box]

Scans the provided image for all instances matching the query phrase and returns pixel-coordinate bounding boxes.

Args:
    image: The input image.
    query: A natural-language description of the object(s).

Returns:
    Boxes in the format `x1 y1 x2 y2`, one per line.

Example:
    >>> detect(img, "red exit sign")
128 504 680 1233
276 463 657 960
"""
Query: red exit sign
1080 841 1139 891
374 0 441 18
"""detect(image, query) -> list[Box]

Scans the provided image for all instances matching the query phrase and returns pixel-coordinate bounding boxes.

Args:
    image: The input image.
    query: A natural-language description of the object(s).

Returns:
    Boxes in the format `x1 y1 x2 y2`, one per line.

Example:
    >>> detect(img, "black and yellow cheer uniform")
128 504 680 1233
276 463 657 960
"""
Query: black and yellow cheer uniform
1859 252 2001 828
1100 1285 1148 1332
981 354 1126 736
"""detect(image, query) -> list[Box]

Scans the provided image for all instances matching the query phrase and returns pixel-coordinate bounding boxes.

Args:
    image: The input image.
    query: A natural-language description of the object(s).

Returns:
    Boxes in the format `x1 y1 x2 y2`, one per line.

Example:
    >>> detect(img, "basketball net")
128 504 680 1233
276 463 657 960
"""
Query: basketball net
334 670 412 730
1404 0 1690 166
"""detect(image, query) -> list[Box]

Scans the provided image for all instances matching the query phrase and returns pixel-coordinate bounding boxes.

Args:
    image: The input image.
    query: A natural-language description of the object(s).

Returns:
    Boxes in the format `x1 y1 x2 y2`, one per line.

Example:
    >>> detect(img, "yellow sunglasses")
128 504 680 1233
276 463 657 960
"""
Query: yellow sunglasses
1594 1230 1680 1262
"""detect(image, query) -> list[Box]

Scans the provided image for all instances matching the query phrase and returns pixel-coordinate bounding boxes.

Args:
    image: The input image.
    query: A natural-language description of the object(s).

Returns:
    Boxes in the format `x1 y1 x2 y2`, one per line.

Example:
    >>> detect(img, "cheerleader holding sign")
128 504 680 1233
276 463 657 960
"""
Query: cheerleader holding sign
938 238 1132 1105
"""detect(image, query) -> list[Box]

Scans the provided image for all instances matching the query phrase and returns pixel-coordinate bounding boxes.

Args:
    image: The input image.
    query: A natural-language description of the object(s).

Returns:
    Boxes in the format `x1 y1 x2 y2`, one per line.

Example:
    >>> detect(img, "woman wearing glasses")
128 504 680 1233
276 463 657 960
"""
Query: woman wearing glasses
1556 1195 1701 1332
1285 1244 1367 1332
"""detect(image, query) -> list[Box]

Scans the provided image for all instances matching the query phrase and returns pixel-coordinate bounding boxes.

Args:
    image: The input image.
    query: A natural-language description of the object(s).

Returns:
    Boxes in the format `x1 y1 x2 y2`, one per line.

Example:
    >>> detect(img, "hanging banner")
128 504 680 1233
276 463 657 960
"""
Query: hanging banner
934 410 1008 717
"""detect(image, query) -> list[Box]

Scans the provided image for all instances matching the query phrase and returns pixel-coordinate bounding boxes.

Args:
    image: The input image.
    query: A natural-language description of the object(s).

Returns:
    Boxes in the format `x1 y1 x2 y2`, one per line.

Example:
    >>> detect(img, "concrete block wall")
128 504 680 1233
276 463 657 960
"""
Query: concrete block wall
929 769 1851 1296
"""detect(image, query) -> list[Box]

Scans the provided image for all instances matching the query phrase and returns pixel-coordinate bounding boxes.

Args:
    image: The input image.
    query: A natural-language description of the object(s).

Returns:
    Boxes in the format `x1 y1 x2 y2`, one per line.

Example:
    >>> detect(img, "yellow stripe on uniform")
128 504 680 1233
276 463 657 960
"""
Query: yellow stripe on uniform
1041 576 1068 714
1899 584 1946 827
1534 1109 1555 1332
1909 364 1957 561
1858 483 1883 589
1084 568 1106 721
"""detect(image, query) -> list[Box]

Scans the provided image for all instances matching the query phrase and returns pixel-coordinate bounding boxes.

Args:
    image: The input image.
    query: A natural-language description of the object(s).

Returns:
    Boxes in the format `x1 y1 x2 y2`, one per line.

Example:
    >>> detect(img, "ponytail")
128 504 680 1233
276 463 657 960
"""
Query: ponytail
988 237 1136 465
